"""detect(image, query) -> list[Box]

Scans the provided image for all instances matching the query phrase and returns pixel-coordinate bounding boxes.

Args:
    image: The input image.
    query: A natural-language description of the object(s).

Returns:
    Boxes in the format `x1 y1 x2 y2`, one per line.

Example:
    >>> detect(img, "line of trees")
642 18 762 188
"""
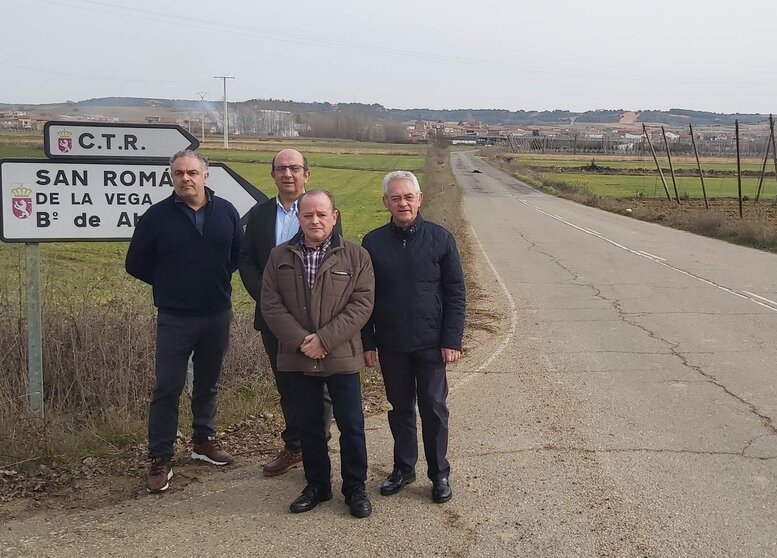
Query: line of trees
302 112 410 142
216 103 411 143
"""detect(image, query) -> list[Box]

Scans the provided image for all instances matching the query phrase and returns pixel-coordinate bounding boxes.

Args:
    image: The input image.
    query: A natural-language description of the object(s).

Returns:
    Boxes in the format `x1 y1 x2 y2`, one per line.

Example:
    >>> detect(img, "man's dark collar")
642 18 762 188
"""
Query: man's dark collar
290 230 340 248
301 232 334 249
173 187 213 207
390 213 424 235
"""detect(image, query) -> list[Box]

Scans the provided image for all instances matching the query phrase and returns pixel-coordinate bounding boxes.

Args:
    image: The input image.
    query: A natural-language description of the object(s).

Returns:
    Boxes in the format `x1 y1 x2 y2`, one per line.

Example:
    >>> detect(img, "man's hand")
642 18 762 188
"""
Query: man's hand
300 333 327 359
441 348 461 364
363 350 377 367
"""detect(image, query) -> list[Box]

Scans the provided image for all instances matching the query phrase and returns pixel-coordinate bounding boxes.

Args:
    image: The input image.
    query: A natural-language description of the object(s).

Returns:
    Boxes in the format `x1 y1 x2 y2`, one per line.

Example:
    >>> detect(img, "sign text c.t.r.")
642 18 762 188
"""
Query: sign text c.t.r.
78 133 144 152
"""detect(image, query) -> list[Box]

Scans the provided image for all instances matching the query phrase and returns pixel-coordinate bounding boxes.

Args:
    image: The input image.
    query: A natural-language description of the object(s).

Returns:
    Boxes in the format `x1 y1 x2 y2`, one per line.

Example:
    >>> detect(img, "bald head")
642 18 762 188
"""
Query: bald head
271 148 310 206
297 189 338 247
271 149 308 172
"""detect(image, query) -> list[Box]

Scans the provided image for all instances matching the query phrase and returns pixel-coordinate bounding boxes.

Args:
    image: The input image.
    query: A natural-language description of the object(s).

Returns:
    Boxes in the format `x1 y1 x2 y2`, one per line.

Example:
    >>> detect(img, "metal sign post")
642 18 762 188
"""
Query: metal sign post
26 242 44 418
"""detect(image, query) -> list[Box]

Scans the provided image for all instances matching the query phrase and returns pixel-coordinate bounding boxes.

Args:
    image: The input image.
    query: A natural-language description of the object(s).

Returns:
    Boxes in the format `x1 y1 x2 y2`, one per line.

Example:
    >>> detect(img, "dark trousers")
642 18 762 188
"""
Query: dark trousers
290 372 367 496
261 330 332 452
148 309 232 459
379 347 450 482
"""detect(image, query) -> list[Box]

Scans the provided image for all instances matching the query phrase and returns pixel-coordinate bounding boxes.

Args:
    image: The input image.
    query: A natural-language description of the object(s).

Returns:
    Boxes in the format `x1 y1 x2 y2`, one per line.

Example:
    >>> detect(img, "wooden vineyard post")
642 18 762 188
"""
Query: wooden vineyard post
661 126 681 204
755 117 772 203
736 120 743 218
689 123 709 209
643 124 672 201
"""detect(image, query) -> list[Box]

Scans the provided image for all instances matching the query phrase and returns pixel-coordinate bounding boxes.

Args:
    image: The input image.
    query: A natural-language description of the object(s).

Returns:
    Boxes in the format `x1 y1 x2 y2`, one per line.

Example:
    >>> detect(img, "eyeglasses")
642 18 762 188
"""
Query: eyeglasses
273 165 306 174
386 193 419 205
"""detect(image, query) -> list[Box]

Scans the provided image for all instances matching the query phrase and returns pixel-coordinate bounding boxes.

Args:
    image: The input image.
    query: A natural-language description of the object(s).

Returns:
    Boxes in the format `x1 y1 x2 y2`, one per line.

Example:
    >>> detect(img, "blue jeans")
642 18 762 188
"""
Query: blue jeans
148 310 232 459
289 372 367 496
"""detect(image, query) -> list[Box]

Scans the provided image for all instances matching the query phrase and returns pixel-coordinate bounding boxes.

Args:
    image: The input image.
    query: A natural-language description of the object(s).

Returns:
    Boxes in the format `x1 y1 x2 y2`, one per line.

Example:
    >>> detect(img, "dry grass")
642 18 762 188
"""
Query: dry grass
421 143 501 337
0 288 279 468
200 138 423 156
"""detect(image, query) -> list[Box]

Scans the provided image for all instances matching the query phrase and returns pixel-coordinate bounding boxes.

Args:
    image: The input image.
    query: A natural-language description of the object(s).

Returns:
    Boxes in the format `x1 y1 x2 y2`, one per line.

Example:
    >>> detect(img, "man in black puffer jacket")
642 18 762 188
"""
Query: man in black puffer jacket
361 170 465 504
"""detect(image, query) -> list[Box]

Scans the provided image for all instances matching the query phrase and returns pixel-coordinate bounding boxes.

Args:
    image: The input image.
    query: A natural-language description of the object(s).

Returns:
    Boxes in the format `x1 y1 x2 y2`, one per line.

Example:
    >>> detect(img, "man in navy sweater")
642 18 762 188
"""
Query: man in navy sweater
126 150 243 494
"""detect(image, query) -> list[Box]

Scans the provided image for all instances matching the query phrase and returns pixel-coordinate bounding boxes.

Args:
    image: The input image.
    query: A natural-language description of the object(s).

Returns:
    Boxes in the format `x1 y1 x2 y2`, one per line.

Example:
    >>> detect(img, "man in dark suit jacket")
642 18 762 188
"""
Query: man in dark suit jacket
239 148 335 476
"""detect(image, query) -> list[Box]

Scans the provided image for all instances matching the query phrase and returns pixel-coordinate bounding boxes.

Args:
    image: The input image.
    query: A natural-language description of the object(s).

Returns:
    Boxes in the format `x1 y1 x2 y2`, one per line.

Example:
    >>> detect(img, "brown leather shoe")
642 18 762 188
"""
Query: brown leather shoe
262 447 302 477
191 437 234 466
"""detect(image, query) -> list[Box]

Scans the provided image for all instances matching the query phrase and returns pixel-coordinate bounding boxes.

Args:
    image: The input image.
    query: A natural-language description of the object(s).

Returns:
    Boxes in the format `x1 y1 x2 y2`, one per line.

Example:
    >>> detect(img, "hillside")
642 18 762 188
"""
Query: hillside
1 97 770 127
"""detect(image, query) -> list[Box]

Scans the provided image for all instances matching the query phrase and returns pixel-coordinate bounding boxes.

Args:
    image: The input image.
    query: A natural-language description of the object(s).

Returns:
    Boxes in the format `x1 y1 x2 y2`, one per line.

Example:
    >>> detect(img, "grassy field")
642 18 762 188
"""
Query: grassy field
207 147 425 173
543 172 769 199
496 153 777 199
509 154 770 173
0 145 43 158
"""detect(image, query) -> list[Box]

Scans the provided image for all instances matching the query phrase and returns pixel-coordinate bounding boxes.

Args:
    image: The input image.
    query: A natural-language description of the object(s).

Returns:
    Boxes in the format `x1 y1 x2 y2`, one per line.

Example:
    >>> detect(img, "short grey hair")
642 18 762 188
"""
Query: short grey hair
170 149 209 170
382 170 421 196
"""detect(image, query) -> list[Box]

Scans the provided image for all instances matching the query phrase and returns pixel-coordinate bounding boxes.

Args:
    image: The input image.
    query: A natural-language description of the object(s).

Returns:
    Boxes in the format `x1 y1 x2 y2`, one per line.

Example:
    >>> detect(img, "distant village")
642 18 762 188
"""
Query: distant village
1 104 769 157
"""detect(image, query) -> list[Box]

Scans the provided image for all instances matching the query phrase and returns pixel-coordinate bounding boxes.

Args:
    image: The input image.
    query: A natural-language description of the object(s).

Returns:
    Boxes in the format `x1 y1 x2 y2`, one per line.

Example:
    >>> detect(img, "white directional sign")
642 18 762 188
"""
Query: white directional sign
44 121 200 160
0 159 267 242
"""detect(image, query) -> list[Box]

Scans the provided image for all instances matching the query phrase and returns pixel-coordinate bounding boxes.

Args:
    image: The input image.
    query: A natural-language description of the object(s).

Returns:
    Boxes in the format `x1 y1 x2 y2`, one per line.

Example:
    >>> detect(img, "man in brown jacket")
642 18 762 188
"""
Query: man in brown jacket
261 189 375 518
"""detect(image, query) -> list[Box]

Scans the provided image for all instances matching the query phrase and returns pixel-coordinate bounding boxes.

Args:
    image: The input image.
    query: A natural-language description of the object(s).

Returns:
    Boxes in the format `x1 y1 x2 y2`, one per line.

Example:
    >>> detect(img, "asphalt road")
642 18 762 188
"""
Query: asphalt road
1 152 775 557
450 150 776 556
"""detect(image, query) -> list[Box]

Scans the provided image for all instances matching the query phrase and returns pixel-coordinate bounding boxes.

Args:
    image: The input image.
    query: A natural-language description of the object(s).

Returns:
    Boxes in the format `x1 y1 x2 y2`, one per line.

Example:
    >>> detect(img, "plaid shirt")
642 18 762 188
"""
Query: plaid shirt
300 234 332 289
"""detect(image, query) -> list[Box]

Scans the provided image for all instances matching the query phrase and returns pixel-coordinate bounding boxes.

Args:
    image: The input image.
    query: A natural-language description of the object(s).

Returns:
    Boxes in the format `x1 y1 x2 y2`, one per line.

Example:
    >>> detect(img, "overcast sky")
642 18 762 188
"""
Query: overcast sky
4 0 776 114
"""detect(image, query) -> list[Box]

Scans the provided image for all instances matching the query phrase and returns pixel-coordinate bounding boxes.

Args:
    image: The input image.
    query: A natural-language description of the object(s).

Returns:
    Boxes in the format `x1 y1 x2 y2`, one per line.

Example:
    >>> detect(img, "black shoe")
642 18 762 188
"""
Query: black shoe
432 477 452 503
289 485 332 513
345 487 372 518
380 468 416 496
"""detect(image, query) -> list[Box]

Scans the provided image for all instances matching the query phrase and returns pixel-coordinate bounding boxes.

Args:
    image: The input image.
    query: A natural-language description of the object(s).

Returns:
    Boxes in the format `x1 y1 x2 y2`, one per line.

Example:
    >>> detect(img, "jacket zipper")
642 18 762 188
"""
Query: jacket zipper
401 234 409 348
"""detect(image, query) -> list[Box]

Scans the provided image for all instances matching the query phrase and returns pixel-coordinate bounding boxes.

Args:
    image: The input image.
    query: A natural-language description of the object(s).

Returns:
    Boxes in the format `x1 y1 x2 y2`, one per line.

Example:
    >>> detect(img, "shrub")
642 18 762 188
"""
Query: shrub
684 213 725 235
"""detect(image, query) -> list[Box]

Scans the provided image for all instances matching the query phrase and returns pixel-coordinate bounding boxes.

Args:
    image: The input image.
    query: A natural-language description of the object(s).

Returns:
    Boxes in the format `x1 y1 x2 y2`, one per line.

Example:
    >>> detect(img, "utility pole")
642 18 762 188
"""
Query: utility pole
213 76 235 148
197 91 208 142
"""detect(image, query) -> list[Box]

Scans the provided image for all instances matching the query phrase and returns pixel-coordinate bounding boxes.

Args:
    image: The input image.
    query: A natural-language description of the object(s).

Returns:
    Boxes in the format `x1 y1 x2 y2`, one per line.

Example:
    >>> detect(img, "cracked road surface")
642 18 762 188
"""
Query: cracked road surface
2 152 776 557
451 151 776 556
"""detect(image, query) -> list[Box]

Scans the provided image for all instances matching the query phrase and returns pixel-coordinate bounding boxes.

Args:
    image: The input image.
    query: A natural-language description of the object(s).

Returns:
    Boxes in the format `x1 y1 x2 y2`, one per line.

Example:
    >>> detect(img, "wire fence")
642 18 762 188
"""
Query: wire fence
505 122 774 158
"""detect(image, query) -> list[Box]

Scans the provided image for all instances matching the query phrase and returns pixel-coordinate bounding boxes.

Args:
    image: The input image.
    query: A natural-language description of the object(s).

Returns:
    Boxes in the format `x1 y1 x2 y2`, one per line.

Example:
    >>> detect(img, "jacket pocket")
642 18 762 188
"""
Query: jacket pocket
434 294 442 319
326 271 352 299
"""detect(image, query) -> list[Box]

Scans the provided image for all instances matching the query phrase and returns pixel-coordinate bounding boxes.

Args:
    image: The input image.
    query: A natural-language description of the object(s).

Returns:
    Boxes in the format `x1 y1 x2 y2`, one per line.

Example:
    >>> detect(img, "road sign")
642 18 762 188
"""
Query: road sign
0 158 267 242
44 121 200 160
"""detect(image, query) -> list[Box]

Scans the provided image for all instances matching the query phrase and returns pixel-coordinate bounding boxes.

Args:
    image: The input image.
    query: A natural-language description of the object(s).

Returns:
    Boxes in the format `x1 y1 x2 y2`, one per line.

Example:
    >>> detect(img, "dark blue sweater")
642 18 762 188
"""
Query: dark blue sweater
125 188 243 317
